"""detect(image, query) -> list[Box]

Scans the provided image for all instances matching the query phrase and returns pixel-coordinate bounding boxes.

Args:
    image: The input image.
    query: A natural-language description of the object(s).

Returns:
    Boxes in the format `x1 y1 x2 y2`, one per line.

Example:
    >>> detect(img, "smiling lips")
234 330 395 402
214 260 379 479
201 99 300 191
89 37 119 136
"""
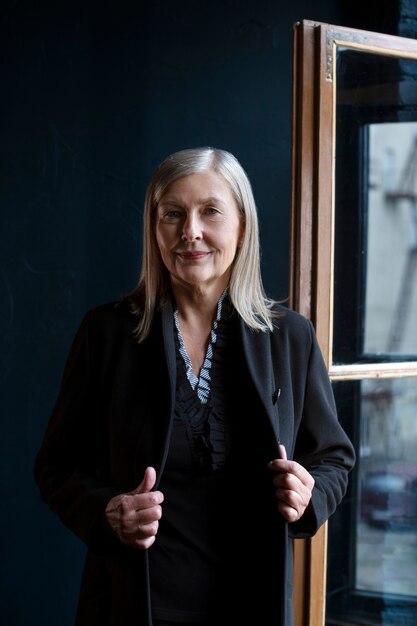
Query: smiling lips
177 251 211 260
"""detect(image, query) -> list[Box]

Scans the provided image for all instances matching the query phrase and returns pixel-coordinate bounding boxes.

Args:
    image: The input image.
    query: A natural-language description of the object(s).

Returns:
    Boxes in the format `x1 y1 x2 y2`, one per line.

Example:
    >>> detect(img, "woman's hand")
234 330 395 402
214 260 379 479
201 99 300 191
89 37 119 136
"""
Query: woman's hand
268 445 315 523
104 466 164 550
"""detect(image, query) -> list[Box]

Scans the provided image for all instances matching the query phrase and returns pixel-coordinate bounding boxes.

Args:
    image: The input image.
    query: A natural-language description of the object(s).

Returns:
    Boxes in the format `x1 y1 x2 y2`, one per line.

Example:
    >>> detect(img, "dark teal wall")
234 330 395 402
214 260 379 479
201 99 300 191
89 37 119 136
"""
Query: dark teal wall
0 1 401 624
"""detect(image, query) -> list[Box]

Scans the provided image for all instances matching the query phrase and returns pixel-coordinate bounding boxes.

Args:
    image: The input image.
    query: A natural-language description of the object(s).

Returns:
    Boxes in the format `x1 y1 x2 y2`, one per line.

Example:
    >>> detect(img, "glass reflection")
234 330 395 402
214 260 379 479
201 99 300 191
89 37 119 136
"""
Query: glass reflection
357 377 417 596
326 378 417 626
333 47 417 364
364 122 417 356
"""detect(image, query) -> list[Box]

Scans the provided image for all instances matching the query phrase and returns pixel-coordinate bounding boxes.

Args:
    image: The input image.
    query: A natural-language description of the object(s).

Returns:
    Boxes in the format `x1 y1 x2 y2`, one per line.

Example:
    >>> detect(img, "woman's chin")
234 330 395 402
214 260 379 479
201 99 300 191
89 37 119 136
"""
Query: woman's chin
171 272 228 293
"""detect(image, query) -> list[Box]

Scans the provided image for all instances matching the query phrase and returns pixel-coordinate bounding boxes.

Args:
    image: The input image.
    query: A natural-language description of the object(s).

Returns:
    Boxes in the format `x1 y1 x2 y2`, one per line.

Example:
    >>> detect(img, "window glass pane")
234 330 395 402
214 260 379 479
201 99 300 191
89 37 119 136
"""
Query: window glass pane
326 378 417 626
333 47 417 365
364 122 417 356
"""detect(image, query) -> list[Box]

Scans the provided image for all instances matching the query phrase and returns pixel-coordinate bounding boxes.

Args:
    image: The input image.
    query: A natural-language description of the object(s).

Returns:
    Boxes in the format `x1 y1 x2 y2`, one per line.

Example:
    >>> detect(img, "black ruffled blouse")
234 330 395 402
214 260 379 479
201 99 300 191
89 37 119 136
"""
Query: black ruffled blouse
149 293 237 624
173 290 231 473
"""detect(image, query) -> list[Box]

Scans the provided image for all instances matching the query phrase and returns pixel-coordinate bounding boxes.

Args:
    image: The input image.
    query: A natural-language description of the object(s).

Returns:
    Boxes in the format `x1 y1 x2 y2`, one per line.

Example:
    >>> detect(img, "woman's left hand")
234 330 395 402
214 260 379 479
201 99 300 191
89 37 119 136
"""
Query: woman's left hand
268 444 315 523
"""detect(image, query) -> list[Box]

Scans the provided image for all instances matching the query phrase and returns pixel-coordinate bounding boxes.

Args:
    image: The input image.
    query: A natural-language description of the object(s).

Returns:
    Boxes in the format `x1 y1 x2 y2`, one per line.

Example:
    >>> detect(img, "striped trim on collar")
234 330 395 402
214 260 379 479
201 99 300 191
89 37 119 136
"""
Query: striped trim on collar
173 289 227 404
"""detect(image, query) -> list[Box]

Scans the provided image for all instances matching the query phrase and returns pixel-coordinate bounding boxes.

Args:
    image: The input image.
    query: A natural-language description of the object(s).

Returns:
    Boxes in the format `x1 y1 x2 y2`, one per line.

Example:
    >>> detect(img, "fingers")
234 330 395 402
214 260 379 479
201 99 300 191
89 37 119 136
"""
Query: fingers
273 472 313 507
273 474 313 522
131 466 157 495
268 445 314 522
128 495 163 549
109 494 163 550
104 466 164 550
269 459 313 486
268 448 313 486
278 443 287 460
130 466 164 512
131 467 164 511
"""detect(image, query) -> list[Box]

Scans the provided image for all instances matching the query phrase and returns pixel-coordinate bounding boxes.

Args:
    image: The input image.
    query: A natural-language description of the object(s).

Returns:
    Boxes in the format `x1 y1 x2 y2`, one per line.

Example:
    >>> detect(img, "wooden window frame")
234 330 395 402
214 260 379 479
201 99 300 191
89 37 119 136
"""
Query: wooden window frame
290 19 417 626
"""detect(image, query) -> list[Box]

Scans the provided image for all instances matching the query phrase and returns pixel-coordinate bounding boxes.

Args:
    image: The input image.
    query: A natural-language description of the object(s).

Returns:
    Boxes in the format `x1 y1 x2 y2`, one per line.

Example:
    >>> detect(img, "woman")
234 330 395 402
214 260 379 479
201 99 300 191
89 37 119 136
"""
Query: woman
34 147 355 626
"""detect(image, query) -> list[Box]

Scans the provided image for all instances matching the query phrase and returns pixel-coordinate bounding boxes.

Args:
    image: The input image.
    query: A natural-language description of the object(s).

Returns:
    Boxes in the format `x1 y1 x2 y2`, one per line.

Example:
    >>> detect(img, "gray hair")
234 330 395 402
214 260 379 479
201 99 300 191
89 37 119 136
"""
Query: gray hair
129 147 279 341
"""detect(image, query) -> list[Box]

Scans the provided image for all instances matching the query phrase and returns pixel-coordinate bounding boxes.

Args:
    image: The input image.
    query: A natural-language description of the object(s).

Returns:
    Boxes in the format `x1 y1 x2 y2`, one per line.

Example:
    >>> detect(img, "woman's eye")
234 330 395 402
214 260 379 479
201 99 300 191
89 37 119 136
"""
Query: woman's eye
162 210 181 219
205 207 219 215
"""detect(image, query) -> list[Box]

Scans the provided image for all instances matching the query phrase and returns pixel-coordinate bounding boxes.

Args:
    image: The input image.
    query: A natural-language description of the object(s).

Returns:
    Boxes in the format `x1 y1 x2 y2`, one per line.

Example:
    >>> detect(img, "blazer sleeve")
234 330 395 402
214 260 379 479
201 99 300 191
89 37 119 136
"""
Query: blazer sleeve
33 311 121 552
288 320 356 538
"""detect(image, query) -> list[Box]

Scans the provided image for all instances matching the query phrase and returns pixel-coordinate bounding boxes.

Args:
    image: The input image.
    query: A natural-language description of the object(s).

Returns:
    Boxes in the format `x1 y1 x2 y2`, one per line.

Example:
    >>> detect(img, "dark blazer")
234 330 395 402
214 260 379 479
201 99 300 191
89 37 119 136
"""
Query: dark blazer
34 299 355 626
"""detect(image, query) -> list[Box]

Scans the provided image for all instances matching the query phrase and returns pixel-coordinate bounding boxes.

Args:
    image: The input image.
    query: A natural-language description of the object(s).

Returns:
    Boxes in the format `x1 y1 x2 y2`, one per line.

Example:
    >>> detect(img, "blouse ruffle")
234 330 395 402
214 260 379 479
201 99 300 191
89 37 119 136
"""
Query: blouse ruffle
173 293 234 473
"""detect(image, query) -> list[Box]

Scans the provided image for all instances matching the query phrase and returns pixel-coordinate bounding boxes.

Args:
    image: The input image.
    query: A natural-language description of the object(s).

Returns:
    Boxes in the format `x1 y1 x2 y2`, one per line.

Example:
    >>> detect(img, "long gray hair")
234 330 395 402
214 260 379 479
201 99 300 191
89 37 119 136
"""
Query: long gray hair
129 146 279 341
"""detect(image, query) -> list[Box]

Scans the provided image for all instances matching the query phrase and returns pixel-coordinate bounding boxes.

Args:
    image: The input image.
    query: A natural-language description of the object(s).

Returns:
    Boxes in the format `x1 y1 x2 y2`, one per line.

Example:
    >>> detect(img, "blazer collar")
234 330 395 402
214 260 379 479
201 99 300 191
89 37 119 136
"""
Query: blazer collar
160 299 280 445
239 317 280 444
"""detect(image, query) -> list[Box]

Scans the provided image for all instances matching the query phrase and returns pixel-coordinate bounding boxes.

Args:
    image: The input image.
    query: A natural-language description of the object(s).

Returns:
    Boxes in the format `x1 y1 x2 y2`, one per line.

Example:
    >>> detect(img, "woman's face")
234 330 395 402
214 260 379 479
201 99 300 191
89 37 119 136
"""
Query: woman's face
155 169 244 295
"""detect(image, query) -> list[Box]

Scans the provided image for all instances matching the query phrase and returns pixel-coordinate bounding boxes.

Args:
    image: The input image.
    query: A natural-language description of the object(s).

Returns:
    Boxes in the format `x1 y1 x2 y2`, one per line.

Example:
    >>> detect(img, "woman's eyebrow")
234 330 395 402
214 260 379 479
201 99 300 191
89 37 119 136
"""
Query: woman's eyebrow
199 196 225 205
160 195 225 206
158 199 182 207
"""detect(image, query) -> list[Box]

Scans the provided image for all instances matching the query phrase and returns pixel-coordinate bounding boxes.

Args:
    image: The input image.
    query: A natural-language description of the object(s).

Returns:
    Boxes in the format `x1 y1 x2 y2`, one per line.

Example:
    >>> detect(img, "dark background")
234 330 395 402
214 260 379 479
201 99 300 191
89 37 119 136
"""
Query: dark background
0 1 405 624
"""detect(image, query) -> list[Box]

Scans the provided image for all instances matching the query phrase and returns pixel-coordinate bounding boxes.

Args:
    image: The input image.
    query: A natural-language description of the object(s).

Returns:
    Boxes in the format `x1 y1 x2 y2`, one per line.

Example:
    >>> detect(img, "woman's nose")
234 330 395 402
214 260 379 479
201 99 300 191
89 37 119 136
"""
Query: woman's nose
181 213 202 241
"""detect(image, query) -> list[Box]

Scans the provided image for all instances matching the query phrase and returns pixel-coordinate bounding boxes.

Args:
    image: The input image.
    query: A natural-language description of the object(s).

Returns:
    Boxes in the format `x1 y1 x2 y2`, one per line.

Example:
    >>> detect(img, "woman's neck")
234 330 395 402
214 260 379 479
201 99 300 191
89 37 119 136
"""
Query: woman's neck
171 281 227 325
171 283 227 377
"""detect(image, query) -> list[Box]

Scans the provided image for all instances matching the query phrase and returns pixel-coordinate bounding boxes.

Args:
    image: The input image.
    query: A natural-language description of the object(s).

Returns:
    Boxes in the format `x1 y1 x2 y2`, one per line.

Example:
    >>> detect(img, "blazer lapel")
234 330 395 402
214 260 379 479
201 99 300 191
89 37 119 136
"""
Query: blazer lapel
239 318 281 448
154 299 177 487
161 298 176 406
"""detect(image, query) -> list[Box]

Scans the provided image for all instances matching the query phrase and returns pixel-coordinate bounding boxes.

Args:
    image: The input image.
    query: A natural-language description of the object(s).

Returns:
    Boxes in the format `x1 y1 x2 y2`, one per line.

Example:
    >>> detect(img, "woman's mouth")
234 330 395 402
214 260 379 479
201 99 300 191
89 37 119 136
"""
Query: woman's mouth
178 251 210 260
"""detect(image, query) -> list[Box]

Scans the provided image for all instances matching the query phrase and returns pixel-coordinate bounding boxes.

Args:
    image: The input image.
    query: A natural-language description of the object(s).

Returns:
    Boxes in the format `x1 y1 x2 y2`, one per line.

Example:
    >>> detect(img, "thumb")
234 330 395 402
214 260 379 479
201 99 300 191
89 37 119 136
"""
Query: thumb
278 444 287 460
131 466 157 495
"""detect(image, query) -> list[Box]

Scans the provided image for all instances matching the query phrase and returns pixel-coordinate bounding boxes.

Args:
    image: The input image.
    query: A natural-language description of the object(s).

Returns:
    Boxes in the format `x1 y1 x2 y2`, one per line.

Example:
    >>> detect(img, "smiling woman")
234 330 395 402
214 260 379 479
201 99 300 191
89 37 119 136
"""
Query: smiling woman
33 146 355 626
134 147 276 342
154 170 245 375
155 170 244 301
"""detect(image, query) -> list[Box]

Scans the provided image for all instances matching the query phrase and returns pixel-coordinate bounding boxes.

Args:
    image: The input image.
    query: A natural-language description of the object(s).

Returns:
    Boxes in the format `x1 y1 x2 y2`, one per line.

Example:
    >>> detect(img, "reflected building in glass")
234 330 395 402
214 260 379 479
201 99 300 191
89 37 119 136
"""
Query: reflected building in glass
365 122 417 356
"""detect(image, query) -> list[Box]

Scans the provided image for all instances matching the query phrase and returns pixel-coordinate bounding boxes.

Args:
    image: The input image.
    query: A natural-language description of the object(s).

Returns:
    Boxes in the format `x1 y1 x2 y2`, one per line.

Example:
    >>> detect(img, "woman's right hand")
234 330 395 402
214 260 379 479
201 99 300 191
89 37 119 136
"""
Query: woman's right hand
104 466 164 550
